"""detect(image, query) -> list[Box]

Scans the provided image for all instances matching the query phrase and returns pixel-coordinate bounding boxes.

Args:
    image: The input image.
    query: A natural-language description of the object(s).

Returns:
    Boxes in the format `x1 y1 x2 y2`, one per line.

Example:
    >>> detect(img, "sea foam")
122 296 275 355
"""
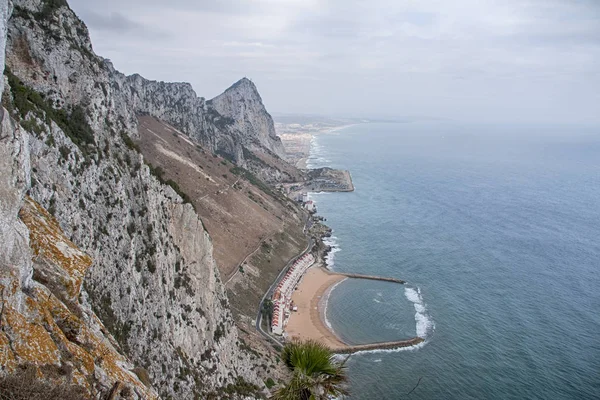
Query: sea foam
323 279 347 332
322 235 340 268
307 137 331 169
343 287 434 357
404 287 435 339
351 340 428 356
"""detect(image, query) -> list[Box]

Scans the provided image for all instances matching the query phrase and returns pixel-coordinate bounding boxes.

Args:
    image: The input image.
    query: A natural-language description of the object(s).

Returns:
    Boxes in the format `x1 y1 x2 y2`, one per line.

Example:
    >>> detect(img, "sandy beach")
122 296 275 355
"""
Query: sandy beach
285 266 347 348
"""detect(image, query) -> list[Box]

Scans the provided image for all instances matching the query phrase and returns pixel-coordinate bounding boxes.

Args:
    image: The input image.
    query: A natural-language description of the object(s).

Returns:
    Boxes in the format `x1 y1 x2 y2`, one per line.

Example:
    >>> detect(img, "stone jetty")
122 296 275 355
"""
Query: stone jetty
330 271 406 284
332 337 425 354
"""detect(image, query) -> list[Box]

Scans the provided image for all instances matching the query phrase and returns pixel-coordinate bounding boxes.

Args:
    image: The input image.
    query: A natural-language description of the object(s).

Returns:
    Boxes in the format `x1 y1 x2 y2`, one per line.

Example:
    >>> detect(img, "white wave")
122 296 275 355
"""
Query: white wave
331 354 347 363
307 136 331 169
322 235 340 268
414 303 426 314
373 359 382 363
349 340 428 356
330 286 434 358
373 298 381 303
306 192 331 203
323 235 338 246
323 278 347 333
404 287 421 303
325 244 340 268
404 287 435 339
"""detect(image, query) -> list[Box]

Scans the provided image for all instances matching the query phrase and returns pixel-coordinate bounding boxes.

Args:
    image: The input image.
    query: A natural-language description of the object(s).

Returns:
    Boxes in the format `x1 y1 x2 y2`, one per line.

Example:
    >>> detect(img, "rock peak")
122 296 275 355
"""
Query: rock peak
209 77 286 157
226 77 258 94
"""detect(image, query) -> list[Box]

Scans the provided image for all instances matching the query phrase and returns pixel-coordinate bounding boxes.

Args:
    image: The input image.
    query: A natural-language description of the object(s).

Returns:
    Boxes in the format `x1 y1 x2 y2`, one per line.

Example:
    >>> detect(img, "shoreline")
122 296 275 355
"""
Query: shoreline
284 265 423 353
283 123 357 170
284 266 347 348
275 121 423 353
304 124 356 169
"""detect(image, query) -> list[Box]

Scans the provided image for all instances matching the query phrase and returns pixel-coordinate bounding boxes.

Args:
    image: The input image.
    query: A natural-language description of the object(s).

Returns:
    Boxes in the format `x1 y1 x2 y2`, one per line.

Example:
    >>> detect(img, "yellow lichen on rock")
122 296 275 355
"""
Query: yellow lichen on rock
19 196 92 300
3 298 62 365
0 197 158 398
0 328 17 371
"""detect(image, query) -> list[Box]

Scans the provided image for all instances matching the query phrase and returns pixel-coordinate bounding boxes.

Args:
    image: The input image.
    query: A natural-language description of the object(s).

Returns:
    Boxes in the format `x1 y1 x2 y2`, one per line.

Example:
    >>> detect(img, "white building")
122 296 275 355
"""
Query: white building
271 254 315 336
305 200 315 212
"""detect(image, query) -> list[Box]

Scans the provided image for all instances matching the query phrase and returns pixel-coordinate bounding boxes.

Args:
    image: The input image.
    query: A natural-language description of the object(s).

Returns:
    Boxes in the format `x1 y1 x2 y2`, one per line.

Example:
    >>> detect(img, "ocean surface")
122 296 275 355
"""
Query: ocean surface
306 122 600 399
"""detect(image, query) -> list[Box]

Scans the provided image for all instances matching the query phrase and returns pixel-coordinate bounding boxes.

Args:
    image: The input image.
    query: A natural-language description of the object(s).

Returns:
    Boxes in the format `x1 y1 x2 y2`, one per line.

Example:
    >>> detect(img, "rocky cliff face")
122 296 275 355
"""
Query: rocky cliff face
0 32 155 395
8 0 285 166
208 78 285 158
0 0 273 398
121 73 286 162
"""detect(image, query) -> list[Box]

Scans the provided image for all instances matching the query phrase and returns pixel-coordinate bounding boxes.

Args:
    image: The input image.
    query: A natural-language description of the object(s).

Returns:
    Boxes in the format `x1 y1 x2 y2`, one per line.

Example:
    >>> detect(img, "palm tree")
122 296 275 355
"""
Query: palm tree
272 339 349 400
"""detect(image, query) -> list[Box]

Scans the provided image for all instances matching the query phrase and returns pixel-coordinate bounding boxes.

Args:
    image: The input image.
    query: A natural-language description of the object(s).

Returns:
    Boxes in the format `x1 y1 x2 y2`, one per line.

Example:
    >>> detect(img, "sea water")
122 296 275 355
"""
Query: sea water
307 122 600 399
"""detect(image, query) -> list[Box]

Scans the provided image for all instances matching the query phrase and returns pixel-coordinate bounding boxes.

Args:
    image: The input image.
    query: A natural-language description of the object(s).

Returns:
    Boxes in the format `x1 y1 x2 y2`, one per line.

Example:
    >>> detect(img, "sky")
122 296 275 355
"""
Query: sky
68 0 600 124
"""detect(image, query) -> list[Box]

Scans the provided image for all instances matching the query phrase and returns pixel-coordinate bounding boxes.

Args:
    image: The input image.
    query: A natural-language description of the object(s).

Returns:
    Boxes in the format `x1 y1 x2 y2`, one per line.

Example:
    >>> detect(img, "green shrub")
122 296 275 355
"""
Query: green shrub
36 0 68 20
214 322 225 343
265 378 275 389
147 259 156 274
223 377 263 397
5 68 96 156
215 149 235 162
120 131 139 152
127 222 135 236
20 118 45 136
230 166 274 197
59 145 70 160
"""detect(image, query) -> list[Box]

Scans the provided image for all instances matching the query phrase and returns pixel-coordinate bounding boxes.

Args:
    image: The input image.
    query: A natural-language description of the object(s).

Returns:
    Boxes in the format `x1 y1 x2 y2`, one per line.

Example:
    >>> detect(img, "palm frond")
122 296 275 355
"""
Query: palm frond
274 339 349 400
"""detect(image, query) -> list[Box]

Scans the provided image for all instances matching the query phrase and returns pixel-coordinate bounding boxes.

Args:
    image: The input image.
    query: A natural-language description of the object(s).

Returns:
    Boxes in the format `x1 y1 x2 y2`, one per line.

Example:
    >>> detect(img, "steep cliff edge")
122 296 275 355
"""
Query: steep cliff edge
120 73 299 184
208 78 285 158
124 74 285 160
0 71 155 396
0 0 278 398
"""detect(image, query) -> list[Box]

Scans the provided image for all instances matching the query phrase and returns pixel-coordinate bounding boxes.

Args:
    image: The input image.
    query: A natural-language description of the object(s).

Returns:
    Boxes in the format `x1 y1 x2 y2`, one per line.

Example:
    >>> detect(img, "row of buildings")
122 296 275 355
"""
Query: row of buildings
271 253 315 335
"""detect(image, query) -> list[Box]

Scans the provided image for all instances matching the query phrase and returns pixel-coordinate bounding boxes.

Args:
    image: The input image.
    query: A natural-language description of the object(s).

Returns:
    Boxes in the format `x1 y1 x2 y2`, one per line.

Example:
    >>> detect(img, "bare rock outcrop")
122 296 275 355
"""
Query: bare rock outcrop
208 77 286 158
0 0 270 398
0 99 156 397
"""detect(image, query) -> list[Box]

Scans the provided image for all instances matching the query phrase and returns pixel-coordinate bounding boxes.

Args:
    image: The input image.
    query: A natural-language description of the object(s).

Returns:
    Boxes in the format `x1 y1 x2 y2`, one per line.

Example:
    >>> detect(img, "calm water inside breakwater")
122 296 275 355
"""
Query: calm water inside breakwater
307 122 600 399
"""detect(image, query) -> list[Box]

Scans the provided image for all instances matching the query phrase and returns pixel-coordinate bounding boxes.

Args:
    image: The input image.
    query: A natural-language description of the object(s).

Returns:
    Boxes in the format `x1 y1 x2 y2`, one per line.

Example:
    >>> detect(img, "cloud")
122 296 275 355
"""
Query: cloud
67 0 600 123
74 10 171 40
83 12 143 33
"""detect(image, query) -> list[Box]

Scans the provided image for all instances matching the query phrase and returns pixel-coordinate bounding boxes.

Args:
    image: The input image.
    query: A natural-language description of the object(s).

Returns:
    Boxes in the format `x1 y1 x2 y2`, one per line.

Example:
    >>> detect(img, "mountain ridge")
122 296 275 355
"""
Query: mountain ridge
0 0 291 398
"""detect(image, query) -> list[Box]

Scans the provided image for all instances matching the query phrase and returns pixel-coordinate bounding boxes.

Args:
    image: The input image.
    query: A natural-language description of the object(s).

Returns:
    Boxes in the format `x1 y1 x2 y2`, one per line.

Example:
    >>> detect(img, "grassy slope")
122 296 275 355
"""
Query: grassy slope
136 116 307 312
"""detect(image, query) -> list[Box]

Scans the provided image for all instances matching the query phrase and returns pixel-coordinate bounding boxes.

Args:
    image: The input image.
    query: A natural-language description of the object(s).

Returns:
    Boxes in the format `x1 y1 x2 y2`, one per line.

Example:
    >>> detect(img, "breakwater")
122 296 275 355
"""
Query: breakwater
331 271 406 284
332 337 425 354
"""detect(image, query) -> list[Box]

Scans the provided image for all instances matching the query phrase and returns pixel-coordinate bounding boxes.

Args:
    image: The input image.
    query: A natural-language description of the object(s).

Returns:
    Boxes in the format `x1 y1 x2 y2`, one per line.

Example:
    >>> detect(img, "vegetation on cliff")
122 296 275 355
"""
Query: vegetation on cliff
4 67 96 156
273 340 348 400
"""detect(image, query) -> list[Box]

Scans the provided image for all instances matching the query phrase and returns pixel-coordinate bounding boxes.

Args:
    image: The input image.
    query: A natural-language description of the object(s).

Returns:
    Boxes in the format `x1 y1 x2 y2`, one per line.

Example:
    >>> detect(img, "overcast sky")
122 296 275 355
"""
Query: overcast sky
68 0 600 123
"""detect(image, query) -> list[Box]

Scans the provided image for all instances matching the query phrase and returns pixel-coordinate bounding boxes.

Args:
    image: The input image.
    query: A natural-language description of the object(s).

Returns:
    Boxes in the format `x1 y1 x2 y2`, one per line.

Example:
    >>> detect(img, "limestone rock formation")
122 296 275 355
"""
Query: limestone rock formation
208 77 285 158
0 0 277 398
122 74 286 163
0 84 155 397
